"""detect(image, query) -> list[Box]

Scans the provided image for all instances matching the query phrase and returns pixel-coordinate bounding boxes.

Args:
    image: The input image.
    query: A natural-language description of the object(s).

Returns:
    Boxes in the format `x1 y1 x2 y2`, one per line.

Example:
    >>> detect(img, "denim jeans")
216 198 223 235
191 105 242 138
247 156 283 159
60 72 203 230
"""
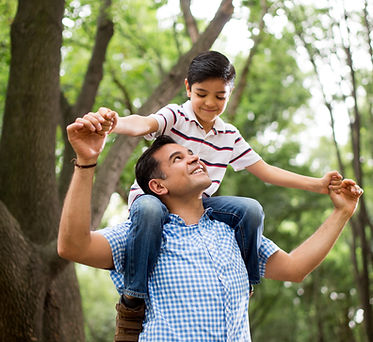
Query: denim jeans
123 195 264 298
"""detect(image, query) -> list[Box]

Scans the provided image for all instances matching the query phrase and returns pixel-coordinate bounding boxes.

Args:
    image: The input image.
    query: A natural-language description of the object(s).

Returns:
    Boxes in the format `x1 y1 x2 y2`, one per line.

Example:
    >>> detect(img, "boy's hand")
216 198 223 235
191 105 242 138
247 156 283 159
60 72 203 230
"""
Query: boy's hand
97 107 118 133
79 107 118 135
319 171 343 194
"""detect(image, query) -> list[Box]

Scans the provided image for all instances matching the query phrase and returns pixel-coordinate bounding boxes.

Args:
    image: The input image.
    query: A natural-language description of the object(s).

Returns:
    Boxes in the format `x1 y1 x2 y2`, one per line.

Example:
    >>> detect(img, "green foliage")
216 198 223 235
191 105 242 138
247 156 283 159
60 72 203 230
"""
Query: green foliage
2 0 371 340
76 264 118 342
0 0 16 131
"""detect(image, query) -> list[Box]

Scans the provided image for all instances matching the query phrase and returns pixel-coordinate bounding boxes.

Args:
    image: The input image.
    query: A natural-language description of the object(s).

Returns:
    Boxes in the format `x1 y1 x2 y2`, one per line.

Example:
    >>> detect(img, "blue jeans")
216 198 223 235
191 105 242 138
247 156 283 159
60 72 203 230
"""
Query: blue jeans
123 195 264 298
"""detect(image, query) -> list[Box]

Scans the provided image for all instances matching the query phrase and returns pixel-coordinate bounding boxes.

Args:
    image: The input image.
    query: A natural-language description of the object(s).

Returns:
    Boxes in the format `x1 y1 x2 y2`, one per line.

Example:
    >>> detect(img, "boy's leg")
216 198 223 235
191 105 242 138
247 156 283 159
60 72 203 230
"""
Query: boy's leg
202 196 264 286
115 195 168 342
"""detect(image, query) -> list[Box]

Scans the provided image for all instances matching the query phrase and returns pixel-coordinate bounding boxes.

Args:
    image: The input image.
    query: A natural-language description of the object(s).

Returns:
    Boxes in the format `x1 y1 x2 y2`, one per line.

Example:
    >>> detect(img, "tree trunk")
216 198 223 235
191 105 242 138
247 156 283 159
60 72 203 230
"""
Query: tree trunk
0 0 85 340
91 0 234 228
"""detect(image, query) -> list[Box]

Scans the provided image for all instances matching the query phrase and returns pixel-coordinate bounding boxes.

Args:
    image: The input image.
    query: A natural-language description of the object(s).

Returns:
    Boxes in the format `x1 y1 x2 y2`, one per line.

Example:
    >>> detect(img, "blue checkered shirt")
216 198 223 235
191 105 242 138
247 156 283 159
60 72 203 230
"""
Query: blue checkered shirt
99 209 279 341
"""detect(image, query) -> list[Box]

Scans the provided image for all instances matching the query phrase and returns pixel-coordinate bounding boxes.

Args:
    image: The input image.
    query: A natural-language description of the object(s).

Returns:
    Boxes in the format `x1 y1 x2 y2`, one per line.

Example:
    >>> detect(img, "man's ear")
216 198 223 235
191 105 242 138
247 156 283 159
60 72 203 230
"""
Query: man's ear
148 179 168 196
185 78 191 97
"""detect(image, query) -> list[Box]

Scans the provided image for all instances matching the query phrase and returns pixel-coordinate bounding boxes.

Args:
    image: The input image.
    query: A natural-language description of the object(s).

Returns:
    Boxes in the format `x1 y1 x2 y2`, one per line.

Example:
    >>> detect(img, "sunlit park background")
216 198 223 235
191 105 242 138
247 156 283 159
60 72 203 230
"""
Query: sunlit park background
0 0 372 341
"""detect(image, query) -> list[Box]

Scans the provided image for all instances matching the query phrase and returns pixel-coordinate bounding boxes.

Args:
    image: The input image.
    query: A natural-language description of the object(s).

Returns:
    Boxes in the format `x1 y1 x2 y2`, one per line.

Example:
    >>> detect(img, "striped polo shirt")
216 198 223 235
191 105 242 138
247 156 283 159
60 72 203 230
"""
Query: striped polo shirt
128 100 261 206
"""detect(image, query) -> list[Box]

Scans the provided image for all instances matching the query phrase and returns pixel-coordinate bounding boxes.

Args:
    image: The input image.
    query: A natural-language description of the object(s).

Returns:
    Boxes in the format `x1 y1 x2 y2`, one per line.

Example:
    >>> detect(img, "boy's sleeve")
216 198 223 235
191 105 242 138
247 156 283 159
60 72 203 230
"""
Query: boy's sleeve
145 104 178 140
229 129 262 171
258 236 280 277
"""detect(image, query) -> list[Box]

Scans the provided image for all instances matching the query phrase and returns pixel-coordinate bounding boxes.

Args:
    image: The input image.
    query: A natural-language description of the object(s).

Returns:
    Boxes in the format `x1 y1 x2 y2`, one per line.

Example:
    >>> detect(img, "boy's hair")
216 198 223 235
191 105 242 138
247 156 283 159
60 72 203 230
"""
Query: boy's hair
187 51 236 88
135 135 176 196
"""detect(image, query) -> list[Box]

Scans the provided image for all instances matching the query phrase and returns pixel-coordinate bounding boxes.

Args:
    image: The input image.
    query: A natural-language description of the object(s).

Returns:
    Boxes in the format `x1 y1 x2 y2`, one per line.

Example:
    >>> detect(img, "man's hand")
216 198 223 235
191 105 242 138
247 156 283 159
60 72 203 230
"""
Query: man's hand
66 113 114 164
330 179 363 217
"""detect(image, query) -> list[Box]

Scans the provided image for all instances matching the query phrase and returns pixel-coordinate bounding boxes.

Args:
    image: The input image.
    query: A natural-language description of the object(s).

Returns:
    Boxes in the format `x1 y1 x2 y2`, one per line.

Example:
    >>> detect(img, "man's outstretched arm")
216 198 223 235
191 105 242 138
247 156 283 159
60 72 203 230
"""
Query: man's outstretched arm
57 119 114 269
264 180 363 282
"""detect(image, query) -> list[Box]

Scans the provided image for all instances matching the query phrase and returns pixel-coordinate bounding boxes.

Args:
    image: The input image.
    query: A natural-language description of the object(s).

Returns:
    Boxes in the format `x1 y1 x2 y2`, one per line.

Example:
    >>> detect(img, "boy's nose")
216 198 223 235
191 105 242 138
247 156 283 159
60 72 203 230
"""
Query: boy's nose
204 96 215 107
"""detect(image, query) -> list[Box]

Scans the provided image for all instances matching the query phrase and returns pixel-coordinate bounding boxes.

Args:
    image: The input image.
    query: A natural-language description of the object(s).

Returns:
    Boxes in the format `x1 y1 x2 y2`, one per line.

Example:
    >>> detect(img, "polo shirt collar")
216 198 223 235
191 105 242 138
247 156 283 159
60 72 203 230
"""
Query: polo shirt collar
182 100 226 135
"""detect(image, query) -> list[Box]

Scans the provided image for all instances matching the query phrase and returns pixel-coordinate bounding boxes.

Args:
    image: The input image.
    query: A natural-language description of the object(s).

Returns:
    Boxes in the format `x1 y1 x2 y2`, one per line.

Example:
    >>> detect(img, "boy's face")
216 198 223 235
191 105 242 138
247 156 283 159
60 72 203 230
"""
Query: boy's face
185 78 232 132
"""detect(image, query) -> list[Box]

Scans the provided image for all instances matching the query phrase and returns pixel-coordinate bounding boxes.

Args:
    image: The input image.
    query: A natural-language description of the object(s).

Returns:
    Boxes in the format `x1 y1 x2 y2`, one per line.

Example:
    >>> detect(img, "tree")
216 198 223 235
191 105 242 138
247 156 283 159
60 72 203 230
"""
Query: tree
0 0 233 340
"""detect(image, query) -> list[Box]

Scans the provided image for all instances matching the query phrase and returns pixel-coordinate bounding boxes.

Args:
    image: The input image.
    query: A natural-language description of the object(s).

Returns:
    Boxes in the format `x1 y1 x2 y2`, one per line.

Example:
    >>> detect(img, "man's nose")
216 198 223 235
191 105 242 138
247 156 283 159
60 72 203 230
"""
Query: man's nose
188 154 200 164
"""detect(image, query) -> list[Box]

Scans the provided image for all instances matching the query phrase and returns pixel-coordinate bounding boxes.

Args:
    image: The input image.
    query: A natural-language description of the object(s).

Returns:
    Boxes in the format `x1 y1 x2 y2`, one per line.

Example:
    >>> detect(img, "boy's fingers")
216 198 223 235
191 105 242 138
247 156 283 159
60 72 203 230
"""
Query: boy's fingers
98 107 111 116
329 171 342 180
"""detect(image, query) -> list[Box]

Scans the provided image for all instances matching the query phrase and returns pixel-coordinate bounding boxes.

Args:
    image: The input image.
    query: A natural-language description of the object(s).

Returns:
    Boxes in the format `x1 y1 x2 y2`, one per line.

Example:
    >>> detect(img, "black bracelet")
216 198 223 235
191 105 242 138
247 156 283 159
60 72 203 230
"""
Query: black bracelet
71 158 97 169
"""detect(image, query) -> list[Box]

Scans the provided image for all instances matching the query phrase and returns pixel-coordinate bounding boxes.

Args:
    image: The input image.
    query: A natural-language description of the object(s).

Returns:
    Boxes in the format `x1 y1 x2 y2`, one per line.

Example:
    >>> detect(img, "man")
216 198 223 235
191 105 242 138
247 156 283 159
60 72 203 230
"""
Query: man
58 117 362 341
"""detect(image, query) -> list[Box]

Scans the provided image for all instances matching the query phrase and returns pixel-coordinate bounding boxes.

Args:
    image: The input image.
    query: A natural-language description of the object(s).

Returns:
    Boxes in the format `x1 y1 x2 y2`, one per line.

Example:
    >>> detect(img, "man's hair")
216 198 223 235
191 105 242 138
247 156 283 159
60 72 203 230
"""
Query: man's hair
187 51 236 88
135 135 177 196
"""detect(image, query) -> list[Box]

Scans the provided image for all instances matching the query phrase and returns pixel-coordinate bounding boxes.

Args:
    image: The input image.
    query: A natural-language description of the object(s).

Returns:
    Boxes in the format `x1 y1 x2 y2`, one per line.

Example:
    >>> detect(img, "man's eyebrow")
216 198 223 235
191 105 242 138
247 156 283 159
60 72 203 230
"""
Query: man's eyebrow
168 149 194 162
168 151 182 162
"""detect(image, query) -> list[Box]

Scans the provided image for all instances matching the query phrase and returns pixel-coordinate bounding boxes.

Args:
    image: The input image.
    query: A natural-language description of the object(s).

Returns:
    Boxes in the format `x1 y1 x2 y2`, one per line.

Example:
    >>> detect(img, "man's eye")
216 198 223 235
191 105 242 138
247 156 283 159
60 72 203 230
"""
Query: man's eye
174 156 182 161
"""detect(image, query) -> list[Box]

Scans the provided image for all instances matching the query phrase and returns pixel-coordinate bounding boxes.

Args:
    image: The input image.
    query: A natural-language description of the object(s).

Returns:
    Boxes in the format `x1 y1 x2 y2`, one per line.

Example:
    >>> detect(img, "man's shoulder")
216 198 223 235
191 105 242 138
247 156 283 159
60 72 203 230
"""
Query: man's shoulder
98 220 132 239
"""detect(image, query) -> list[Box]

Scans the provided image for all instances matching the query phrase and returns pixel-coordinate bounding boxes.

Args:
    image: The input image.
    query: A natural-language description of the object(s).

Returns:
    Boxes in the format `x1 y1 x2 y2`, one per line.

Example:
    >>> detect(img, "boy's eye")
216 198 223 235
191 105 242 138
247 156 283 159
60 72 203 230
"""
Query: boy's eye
217 96 226 100
196 93 206 98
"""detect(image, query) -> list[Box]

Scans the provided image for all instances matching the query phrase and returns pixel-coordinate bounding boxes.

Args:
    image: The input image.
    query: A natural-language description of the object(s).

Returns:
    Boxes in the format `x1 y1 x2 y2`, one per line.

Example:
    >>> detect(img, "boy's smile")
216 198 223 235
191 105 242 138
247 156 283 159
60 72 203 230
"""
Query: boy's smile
185 78 232 133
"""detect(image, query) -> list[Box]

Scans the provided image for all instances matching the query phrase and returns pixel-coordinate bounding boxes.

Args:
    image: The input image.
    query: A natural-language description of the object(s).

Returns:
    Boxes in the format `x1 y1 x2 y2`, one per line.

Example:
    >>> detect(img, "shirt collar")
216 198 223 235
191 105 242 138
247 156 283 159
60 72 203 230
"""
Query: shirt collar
164 208 214 236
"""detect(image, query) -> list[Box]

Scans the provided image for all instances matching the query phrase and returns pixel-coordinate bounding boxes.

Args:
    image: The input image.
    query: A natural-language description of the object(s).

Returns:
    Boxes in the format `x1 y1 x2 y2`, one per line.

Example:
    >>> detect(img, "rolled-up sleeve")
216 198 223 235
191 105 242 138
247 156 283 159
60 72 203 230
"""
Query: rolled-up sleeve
258 236 280 277
98 221 131 274
98 222 131 294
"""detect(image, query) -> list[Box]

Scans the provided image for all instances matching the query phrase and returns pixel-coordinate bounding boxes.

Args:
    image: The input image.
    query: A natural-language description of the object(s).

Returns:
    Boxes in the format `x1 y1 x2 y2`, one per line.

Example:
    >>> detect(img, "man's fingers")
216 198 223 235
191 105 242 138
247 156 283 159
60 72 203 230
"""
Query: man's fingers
66 121 84 134
82 112 106 131
341 184 363 199
76 118 97 132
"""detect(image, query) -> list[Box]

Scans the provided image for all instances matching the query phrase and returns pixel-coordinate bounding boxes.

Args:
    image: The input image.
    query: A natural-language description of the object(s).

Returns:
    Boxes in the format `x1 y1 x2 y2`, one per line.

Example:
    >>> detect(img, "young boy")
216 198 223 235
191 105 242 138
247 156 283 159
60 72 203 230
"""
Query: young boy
83 51 342 341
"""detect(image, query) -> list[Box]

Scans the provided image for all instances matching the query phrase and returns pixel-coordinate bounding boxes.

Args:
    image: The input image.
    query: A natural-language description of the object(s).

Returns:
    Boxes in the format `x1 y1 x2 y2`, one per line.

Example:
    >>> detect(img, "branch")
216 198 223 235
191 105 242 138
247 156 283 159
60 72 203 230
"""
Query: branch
91 0 234 227
59 0 114 203
180 0 199 43
74 0 114 115
226 0 269 119
111 69 135 114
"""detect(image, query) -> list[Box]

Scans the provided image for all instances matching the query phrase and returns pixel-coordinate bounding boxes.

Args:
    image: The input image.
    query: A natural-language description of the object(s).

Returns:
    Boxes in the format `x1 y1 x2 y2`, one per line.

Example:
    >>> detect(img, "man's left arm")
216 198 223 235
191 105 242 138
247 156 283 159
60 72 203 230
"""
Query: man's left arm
264 180 362 282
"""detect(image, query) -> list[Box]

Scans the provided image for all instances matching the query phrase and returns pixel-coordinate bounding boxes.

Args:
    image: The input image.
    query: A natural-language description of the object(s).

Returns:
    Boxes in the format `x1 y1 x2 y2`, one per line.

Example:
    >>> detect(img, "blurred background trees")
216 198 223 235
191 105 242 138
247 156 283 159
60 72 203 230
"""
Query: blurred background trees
0 0 371 341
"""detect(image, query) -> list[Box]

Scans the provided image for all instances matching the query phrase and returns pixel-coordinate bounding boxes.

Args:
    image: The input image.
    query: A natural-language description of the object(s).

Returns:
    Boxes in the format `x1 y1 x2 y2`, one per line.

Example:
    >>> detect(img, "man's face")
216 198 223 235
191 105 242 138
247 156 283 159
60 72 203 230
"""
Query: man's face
185 78 232 132
152 143 212 197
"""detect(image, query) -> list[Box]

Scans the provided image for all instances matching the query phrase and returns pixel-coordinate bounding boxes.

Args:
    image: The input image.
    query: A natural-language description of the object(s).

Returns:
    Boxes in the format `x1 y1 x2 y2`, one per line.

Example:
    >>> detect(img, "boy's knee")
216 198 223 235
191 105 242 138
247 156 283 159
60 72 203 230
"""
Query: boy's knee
131 195 167 218
240 198 264 218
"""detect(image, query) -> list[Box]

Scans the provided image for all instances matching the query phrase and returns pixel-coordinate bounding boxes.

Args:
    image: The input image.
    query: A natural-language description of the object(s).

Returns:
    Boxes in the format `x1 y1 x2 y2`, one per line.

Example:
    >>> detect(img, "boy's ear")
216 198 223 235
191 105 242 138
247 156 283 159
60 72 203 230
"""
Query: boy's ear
184 78 191 97
148 179 168 196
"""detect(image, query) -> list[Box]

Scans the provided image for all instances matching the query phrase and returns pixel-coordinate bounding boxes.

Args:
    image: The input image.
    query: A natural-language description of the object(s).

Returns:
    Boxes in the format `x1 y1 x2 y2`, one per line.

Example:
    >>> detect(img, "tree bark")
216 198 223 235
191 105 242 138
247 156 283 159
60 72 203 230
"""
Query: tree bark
91 0 234 228
0 1 85 340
